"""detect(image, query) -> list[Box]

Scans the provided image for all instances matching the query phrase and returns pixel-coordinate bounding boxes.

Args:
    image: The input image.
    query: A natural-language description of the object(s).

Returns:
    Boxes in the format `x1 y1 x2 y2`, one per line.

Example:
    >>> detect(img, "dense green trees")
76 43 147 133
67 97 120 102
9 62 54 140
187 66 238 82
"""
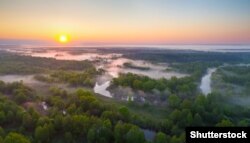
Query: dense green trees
0 81 36 104
0 77 249 143
87 120 113 143
168 95 181 108
126 127 145 143
4 132 31 143
124 50 250 63
113 73 196 96
49 69 98 87
154 132 168 143
114 122 144 143
34 68 98 87
0 85 120 143
221 66 250 86
119 106 130 121
1 50 250 143
35 124 55 143
216 119 234 127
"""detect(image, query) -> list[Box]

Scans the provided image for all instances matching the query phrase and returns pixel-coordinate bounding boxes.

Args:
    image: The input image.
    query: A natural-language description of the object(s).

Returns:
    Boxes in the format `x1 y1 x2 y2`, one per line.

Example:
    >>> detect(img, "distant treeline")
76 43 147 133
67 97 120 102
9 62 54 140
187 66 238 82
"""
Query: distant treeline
123 50 250 63
0 51 94 75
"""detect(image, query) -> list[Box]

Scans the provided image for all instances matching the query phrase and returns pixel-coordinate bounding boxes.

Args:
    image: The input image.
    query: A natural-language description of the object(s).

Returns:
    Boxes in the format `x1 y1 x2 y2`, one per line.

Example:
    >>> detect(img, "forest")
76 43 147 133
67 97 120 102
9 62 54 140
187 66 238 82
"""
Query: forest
1 0 249 142
0 50 250 143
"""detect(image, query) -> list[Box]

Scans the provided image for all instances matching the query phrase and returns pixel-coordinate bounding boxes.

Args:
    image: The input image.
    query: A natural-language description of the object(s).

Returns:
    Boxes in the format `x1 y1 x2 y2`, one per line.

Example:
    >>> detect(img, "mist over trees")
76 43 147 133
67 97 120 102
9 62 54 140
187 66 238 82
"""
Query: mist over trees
0 50 250 143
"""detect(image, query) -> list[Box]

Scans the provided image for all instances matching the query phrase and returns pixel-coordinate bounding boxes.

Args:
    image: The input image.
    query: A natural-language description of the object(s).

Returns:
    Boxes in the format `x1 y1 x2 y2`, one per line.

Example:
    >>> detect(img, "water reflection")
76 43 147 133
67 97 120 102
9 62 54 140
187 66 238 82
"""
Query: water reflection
200 68 217 95
141 129 156 141
93 81 112 98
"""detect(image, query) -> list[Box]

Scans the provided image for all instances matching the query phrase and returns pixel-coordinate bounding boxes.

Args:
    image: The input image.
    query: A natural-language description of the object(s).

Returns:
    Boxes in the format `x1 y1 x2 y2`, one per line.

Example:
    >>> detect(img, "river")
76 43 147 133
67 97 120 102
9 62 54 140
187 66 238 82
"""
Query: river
200 68 217 95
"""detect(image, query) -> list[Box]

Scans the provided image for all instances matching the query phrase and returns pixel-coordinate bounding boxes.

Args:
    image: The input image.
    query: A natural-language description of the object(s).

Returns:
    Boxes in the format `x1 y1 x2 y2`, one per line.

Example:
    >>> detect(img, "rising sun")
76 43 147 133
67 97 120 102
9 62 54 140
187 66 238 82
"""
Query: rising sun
58 34 69 43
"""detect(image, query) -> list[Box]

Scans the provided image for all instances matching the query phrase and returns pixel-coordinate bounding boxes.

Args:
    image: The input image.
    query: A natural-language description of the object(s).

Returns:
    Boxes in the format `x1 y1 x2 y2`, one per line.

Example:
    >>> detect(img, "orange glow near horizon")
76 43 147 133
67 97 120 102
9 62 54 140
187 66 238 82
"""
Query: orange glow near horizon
0 0 249 45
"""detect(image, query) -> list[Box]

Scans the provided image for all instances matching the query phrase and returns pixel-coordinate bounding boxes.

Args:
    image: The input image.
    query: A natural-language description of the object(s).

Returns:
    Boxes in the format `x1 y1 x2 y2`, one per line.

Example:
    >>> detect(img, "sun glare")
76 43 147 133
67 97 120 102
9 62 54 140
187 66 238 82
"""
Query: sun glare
59 35 68 43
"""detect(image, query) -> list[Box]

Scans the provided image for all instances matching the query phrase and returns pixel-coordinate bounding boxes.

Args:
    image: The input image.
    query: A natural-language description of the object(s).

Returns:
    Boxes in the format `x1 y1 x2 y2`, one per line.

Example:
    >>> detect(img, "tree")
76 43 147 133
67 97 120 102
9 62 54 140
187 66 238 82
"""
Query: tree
101 111 120 124
216 119 234 127
143 81 155 91
54 115 63 130
238 119 249 126
4 132 30 143
119 106 130 121
154 132 168 143
6 111 14 123
193 113 202 126
114 122 134 143
76 88 92 97
170 135 182 143
87 125 113 143
71 115 91 136
194 95 207 107
64 132 73 143
126 127 145 143
22 114 35 130
181 99 192 109
0 137 3 143
0 111 6 124
170 109 181 123
133 80 142 89
0 127 5 137
168 95 181 108
35 124 54 143
13 92 27 104
186 112 193 125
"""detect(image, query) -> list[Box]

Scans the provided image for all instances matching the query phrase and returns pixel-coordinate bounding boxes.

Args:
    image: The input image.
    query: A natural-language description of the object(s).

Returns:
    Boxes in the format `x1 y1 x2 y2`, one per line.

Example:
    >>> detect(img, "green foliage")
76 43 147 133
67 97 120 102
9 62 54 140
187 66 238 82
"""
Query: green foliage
119 106 130 121
35 124 54 142
35 69 98 87
125 50 250 63
154 132 168 143
126 127 145 143
171 62 221 80
49 69 97 87
0 77 249 143
1 51 250 143
113 73 196 96
114 122 135 143
221 66 250 86
0 81 36 104
87 121 113 143
168 95 181 108
4 132 31 143
64 132 73 143
216 119 234 127
0 127 5 137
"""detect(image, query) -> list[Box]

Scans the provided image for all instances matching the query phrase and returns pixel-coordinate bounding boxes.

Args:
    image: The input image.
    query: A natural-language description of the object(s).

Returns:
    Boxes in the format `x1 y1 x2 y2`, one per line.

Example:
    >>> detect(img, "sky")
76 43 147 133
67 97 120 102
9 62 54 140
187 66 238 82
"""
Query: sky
0 0 250 46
